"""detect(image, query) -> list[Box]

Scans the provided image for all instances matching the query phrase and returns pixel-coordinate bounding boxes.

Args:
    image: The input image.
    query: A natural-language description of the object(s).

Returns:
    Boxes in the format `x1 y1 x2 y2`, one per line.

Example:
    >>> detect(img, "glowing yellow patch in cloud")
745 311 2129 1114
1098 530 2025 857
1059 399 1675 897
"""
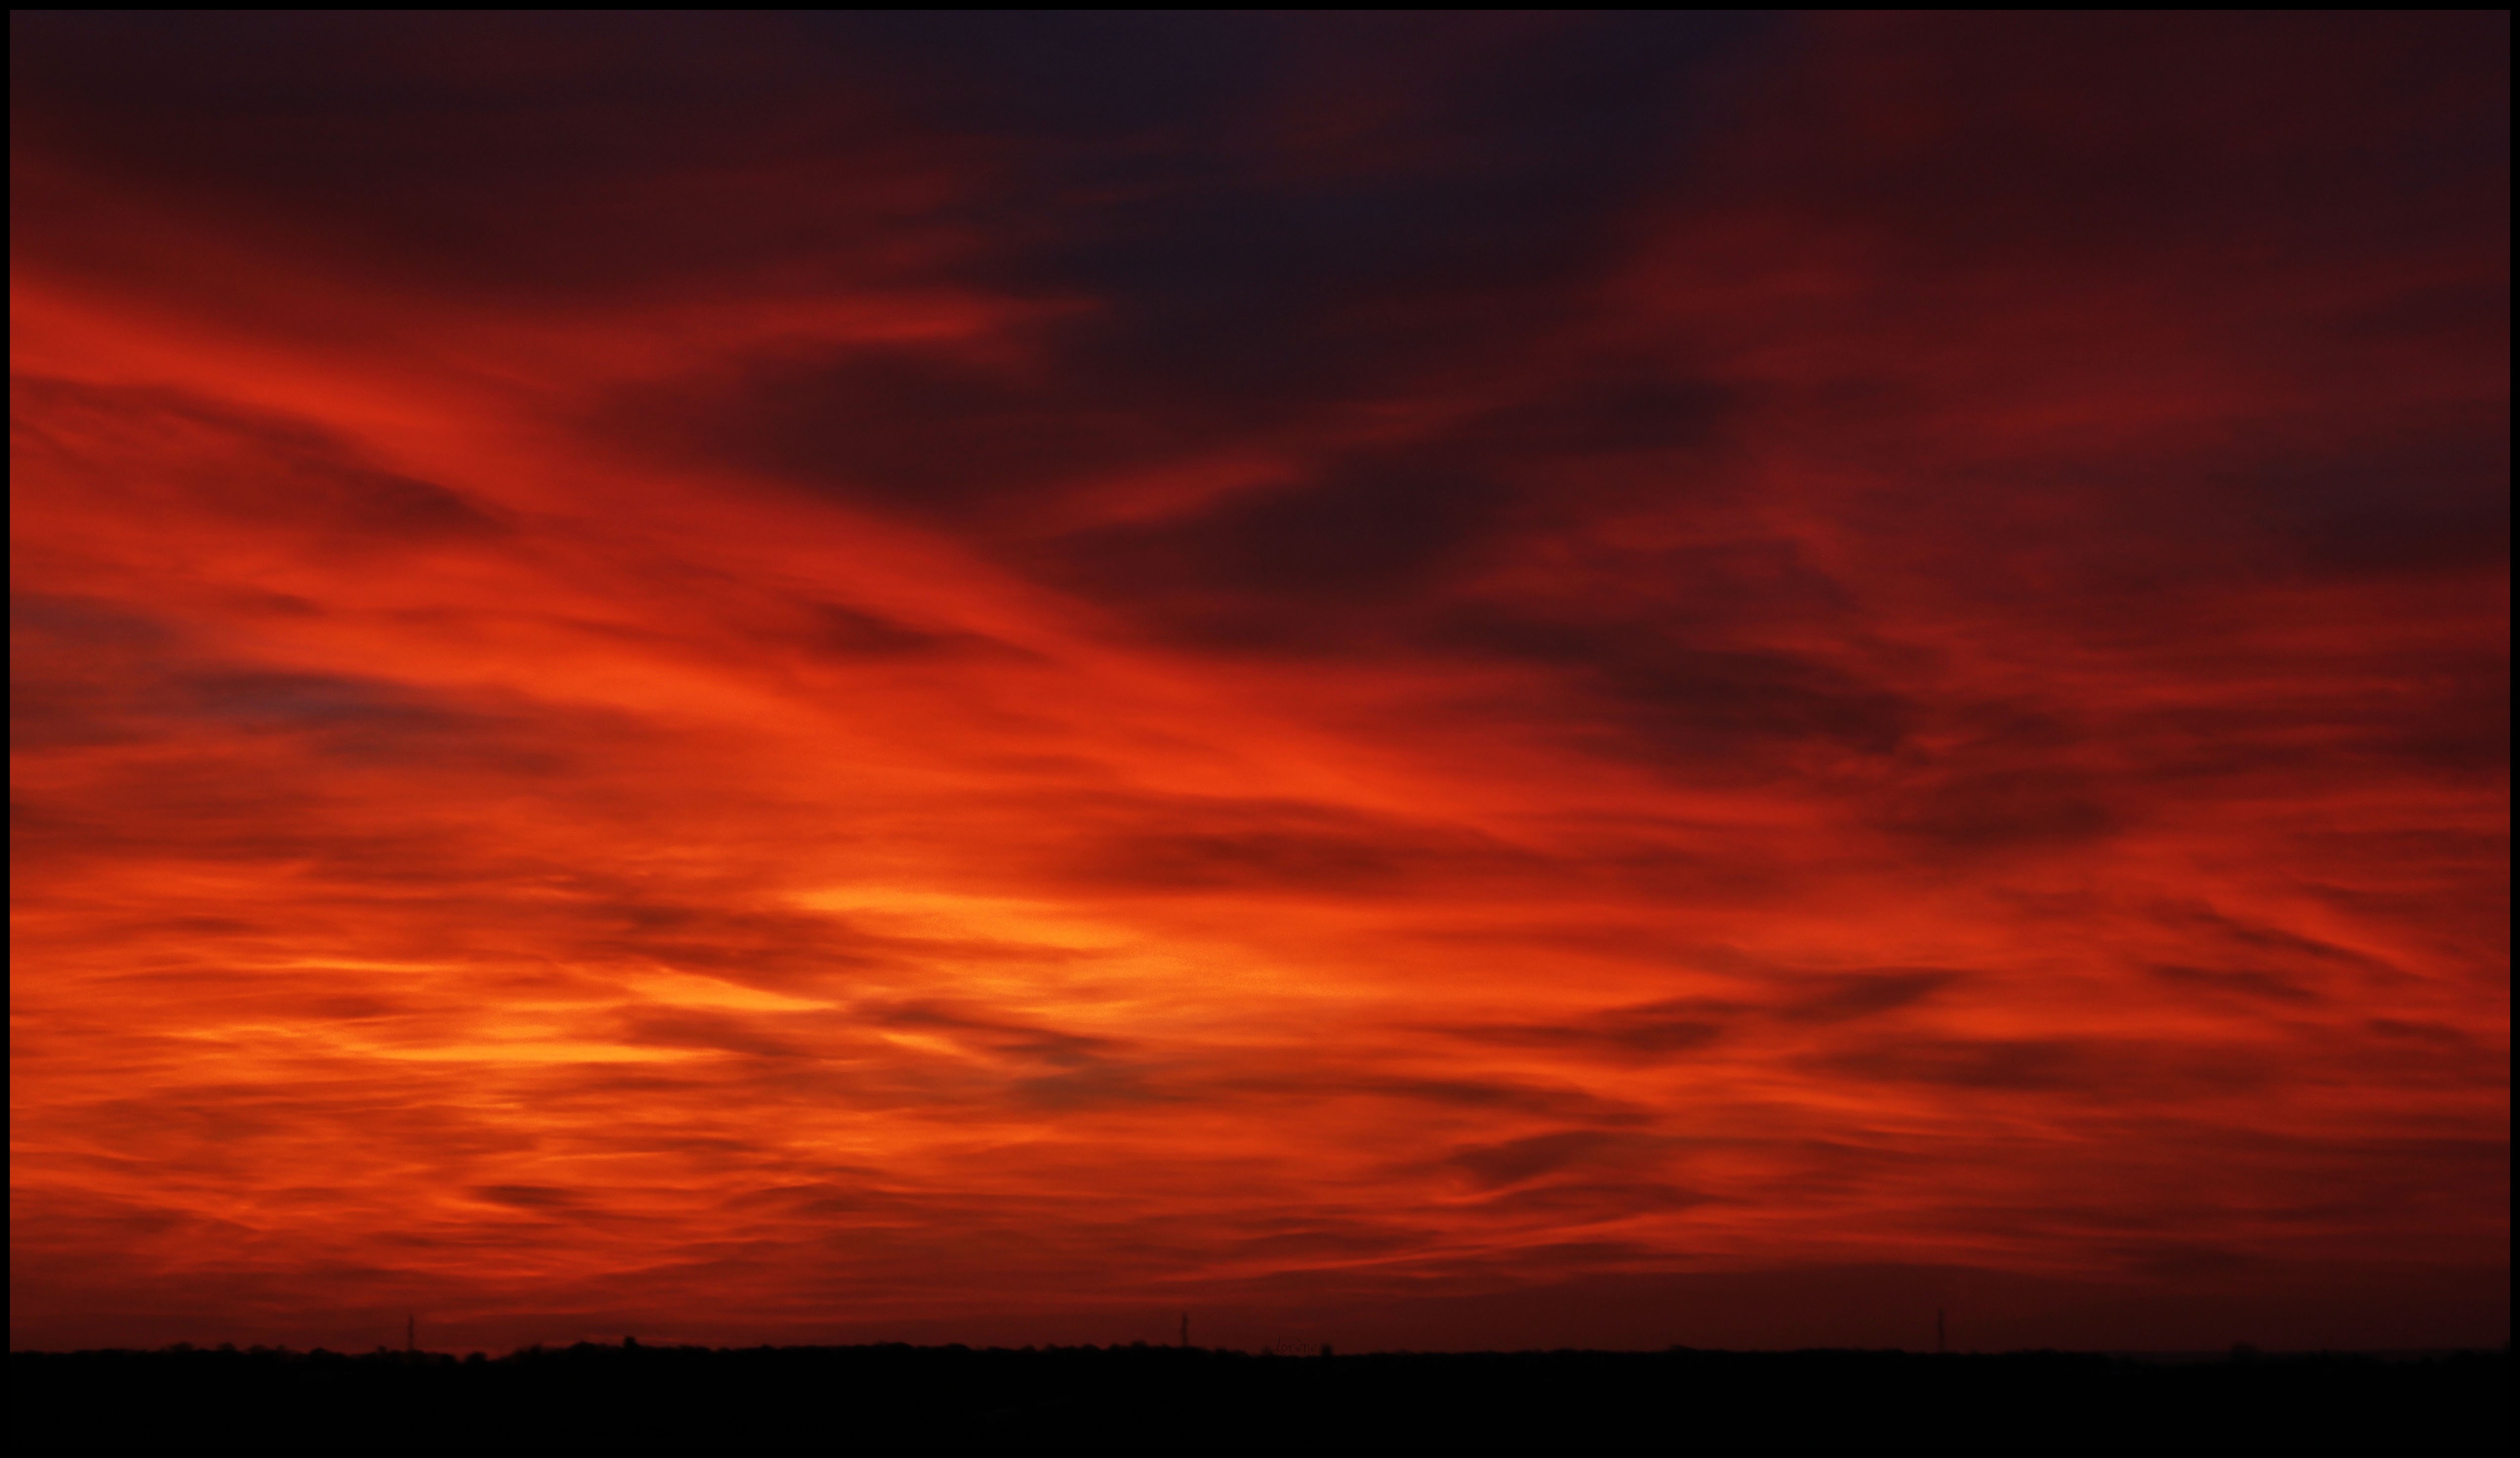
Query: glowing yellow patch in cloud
376 1041 702 1064
623 969 833 1012
792 886 1131 951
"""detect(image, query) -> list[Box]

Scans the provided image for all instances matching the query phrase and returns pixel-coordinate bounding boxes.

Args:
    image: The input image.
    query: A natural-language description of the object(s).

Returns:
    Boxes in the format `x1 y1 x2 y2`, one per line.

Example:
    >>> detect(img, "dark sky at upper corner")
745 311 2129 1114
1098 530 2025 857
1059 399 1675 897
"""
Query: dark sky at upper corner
9 11 2510 1355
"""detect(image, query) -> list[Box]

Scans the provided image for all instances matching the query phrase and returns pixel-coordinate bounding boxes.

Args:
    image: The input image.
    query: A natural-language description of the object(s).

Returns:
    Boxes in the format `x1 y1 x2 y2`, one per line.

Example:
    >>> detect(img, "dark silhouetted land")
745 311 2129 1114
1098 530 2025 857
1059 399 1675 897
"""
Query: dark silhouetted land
10 1341 2507 1450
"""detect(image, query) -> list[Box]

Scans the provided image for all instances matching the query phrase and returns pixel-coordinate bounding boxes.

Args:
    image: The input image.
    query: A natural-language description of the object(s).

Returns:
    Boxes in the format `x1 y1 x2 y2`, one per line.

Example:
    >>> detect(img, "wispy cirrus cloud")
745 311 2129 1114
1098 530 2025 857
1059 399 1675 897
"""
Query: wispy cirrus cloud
10 11 2506 1354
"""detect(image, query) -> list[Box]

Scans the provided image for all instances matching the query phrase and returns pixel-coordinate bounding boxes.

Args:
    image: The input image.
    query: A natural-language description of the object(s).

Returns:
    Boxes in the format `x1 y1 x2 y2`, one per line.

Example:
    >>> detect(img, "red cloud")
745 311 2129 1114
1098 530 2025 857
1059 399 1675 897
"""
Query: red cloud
11 12 2506 1353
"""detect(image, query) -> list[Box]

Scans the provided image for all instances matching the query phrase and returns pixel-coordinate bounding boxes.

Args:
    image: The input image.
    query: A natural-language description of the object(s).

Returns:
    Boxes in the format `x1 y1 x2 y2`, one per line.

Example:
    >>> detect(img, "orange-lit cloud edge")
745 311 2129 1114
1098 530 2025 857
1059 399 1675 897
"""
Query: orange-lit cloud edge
10 13 2508 1354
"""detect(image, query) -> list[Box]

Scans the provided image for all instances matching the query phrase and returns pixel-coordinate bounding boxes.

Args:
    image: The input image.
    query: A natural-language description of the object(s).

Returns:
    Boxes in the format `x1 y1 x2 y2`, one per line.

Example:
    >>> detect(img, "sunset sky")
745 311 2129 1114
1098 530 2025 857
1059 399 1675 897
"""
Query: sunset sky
11 13 2508 1355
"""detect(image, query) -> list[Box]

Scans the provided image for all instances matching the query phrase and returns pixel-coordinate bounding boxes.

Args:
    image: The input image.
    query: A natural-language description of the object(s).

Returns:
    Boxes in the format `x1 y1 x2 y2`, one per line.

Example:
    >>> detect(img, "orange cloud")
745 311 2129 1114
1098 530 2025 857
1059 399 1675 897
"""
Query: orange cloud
10 12 2506 1354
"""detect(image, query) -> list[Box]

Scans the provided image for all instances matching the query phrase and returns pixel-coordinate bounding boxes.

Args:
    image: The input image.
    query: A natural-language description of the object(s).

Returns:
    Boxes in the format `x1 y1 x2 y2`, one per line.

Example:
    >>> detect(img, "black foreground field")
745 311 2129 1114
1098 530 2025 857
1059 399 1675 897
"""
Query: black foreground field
11 1342 2508 1451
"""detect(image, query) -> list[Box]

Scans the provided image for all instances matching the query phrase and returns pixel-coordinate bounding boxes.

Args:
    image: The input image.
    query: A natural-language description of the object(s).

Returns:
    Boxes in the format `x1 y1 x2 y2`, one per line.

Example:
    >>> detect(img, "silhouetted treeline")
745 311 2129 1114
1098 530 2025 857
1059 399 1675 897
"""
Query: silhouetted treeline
10 1341 2507 1451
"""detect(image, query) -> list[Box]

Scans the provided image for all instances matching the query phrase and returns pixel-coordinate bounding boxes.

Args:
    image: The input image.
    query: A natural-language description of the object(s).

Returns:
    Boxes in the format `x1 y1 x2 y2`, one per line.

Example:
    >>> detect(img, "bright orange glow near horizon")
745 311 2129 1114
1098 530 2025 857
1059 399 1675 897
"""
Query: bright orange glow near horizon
11 13 2509 1354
